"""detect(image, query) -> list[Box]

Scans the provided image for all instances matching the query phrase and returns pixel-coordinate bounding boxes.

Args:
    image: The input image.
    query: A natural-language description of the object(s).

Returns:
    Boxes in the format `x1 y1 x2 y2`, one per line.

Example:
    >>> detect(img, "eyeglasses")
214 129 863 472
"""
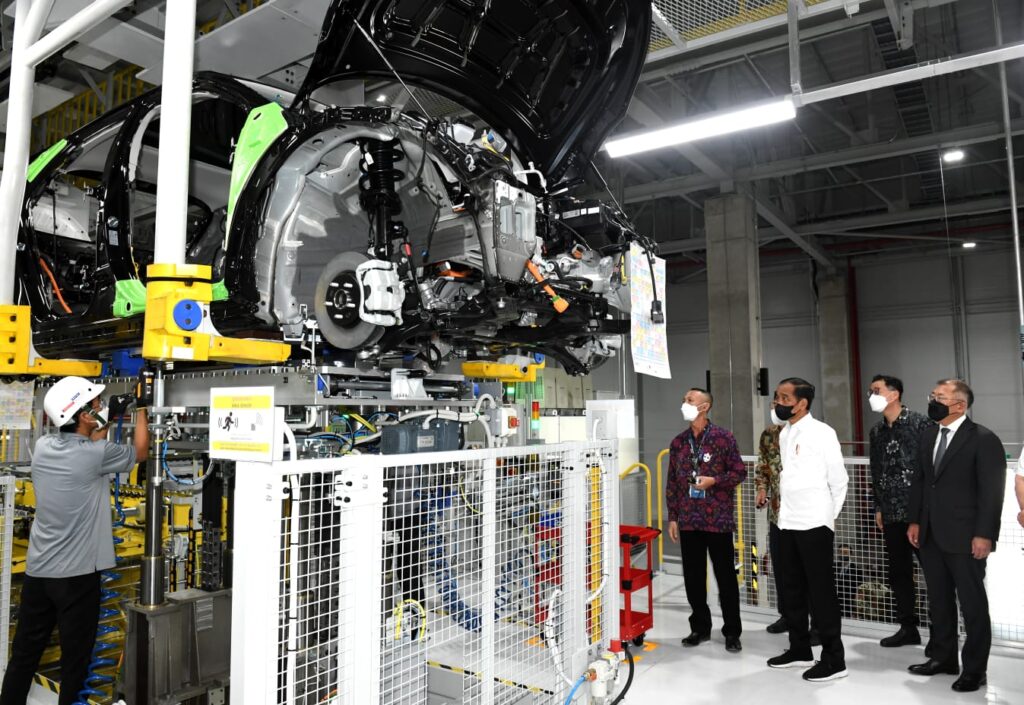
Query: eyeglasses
927 393 964 405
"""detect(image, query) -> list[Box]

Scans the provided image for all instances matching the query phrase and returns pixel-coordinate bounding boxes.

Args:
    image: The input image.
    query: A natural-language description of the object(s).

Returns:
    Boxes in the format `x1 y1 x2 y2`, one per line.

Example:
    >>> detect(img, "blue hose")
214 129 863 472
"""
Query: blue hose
421 486 482 632
162 440 198 485
563 674 587 705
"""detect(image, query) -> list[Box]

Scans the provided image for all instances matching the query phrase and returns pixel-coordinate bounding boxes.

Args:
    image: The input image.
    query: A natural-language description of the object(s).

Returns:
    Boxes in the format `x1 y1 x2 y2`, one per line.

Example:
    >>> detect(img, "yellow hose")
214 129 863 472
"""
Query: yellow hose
347 412 377 434
619 462 653 529
656 448 670 565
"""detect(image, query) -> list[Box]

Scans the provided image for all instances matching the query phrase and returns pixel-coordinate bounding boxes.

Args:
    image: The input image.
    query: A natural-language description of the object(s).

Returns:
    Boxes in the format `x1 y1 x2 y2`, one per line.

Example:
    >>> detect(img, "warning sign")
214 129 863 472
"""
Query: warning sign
209 386 276 462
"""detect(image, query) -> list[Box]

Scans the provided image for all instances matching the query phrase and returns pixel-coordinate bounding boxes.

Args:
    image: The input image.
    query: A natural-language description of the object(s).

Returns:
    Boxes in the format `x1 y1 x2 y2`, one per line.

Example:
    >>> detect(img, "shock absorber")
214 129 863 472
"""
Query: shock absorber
359 139 407 259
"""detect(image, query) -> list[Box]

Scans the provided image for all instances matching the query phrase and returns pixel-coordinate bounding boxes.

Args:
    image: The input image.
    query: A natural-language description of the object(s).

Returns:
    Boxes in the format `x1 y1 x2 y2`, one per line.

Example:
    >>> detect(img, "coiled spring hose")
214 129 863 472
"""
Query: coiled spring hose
76 418 127 704
422 486 482 633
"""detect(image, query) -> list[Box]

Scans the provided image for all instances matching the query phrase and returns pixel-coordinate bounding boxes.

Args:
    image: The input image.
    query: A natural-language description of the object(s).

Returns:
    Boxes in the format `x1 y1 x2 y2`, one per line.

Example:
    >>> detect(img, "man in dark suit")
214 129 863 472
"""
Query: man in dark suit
906 378 1005 693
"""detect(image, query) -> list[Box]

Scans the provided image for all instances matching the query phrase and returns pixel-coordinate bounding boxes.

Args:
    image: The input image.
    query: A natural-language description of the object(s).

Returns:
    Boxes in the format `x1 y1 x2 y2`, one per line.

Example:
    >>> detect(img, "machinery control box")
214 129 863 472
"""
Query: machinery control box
381 418 461 454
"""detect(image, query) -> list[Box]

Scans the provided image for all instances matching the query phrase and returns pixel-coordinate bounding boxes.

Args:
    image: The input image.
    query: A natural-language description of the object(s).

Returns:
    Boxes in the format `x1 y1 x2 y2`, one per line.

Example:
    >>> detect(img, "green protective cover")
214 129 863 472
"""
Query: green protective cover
27 139 68 183
226 102 288 229
212 280 229 301
113 279 148 318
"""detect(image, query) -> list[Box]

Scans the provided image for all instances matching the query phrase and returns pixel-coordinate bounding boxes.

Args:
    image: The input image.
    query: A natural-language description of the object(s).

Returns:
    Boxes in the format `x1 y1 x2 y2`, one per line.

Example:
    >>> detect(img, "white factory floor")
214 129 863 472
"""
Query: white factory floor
623 576 1024 705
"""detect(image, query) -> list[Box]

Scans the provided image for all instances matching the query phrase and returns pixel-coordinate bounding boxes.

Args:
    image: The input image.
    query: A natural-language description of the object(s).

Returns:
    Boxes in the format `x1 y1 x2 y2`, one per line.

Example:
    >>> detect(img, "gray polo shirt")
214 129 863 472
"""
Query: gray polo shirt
27 432 136 578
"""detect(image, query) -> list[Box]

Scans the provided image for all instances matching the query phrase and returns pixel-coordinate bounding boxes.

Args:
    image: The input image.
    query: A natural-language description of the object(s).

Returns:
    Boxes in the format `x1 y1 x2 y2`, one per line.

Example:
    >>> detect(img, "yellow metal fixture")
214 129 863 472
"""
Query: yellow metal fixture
655 448 669 565
0 305 101 376
619 462 653 530
461 358 545 383
141 263 291 364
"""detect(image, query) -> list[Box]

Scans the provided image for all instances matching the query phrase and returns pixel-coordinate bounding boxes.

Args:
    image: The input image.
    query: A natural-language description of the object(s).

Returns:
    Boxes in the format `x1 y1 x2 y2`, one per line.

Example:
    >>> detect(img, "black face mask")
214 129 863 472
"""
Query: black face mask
774 403 795 421
927 399 951 422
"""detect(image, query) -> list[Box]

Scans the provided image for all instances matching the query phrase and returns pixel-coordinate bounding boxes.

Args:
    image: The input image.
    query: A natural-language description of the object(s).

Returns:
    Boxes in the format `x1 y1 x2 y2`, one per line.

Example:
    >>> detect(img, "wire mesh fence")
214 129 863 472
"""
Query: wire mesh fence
0 475 13 670
234 441 617 705
651 0 842 44
730 456 1024 644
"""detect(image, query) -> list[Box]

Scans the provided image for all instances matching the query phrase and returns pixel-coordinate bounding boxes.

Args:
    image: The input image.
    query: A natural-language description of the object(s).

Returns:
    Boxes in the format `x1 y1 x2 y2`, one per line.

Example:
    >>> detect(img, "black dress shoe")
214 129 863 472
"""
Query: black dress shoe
951 673 986 692
766 617 788 634
725 636 742 652
908 659 959 676
880 626 922 647
681 632 711 647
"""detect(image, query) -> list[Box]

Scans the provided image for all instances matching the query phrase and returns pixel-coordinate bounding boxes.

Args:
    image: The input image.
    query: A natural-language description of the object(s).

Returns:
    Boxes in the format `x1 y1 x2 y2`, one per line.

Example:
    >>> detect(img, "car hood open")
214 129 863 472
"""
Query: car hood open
296 0 651 186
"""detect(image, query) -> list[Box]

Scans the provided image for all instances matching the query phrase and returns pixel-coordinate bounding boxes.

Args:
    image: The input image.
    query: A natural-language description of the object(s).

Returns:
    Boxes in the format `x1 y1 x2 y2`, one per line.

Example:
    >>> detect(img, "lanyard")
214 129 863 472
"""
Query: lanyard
687 426 711 471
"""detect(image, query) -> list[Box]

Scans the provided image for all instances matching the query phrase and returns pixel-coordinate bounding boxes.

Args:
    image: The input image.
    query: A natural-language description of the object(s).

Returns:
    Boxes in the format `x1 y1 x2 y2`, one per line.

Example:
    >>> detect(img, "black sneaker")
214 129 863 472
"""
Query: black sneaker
767 650 815 669
802 661 849 682
766 617 788 634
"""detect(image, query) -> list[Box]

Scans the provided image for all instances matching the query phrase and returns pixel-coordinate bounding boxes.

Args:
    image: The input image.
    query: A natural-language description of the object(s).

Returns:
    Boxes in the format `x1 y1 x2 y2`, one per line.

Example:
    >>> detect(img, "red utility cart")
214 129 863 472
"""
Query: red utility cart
619 524 661 646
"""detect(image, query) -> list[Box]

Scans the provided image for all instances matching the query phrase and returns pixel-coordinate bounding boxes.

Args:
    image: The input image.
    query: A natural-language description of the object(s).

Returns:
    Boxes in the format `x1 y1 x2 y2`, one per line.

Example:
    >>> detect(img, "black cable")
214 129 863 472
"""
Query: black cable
610 643 635 705
469 212 496 286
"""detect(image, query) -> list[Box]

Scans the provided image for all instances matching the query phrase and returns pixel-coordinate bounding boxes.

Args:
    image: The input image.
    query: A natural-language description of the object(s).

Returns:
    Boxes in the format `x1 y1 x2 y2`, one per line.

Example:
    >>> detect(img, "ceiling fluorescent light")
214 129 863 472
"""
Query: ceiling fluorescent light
942 149 965 163
606 97 797 158
962 241 977 249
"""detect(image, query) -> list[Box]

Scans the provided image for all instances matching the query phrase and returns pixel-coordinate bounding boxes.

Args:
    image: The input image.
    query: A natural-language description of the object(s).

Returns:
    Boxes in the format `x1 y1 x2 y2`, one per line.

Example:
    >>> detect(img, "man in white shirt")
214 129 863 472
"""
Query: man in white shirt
766 378 849 683
1016 449 1024 529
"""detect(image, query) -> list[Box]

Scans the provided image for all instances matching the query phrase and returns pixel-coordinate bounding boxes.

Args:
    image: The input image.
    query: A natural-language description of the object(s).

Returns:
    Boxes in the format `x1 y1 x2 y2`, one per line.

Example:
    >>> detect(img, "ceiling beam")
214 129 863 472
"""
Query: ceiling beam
627 91 835 267
657 197 1016 254
620 118 1024 204
641 0 957 80
748 187 836 267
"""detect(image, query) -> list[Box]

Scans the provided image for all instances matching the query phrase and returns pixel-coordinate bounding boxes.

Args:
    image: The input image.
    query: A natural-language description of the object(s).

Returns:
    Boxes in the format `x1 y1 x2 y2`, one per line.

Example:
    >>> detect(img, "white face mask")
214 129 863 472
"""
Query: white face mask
87 401 109 429
770 407 785 426
680 402 701 422
868 393 890 413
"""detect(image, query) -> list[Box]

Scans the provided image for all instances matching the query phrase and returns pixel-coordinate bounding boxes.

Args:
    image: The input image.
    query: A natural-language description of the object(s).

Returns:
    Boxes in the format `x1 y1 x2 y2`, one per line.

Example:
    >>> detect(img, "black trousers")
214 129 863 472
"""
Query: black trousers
679 530 742 638
882 521 919 627
768 522 785 616
919 539 991 674
777 527 845 667
0 572 101 705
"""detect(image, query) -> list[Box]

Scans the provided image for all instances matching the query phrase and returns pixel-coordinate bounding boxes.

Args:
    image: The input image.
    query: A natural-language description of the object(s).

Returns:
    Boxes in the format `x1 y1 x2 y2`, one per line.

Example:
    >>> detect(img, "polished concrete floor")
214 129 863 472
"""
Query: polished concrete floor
623 577 1024 705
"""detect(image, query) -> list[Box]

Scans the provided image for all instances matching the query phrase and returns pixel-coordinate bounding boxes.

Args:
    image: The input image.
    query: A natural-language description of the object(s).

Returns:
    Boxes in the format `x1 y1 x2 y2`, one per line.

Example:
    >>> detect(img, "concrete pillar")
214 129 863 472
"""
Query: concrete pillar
705 193 765 455
816 271 856 442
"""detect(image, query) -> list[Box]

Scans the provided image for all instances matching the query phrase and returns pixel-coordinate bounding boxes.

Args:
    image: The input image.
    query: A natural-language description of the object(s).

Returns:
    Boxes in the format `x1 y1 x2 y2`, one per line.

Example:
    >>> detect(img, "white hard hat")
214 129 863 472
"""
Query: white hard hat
43 376 106 427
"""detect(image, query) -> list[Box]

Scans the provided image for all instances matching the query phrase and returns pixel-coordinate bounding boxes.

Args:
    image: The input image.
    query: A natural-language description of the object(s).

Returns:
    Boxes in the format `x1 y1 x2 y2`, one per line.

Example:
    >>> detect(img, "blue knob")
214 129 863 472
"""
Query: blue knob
173 300 202 331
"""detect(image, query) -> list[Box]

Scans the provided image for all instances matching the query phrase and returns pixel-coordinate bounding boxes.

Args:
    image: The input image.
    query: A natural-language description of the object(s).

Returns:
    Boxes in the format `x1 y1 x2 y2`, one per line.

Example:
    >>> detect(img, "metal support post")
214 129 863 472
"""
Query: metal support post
0 0 130 305
153 0 198 266
788 0 802 95
140 367 166 607
0 0 54 305
993 7 1024 332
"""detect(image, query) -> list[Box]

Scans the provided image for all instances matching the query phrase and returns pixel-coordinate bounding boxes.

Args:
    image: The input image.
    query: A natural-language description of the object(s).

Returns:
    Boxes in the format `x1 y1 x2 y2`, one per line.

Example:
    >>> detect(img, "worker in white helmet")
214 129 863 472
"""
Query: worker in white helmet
0 376 149 705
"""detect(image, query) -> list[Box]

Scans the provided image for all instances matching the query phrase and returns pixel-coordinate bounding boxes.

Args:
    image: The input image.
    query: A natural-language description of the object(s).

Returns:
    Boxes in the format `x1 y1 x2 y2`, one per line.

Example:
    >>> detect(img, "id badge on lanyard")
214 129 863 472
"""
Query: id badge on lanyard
688 434 710 499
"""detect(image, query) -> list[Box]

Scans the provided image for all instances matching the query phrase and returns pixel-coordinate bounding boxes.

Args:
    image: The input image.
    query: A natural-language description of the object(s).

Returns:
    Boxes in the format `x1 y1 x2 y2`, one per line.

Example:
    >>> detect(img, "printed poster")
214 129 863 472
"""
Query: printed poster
629 242 671 379
0 380 35 429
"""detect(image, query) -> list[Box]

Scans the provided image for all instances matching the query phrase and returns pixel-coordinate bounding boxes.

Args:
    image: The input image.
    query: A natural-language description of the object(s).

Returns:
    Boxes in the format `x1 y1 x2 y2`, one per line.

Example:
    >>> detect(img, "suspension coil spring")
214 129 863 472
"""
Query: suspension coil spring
358 139 405 209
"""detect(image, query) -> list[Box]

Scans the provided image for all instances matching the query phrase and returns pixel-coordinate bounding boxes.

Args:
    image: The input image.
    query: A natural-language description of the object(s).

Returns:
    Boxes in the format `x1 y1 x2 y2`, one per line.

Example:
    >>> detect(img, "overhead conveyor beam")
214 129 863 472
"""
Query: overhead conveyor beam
139 0 290 366
0 0 131 377
794 41 1024 107
0 0 132 307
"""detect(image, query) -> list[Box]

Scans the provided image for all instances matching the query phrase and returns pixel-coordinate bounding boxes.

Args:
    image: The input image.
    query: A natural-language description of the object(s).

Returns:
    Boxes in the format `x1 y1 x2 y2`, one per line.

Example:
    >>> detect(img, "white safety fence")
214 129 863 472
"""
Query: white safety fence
713 457 1024 644
232 441 618 705
0 475 13 671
